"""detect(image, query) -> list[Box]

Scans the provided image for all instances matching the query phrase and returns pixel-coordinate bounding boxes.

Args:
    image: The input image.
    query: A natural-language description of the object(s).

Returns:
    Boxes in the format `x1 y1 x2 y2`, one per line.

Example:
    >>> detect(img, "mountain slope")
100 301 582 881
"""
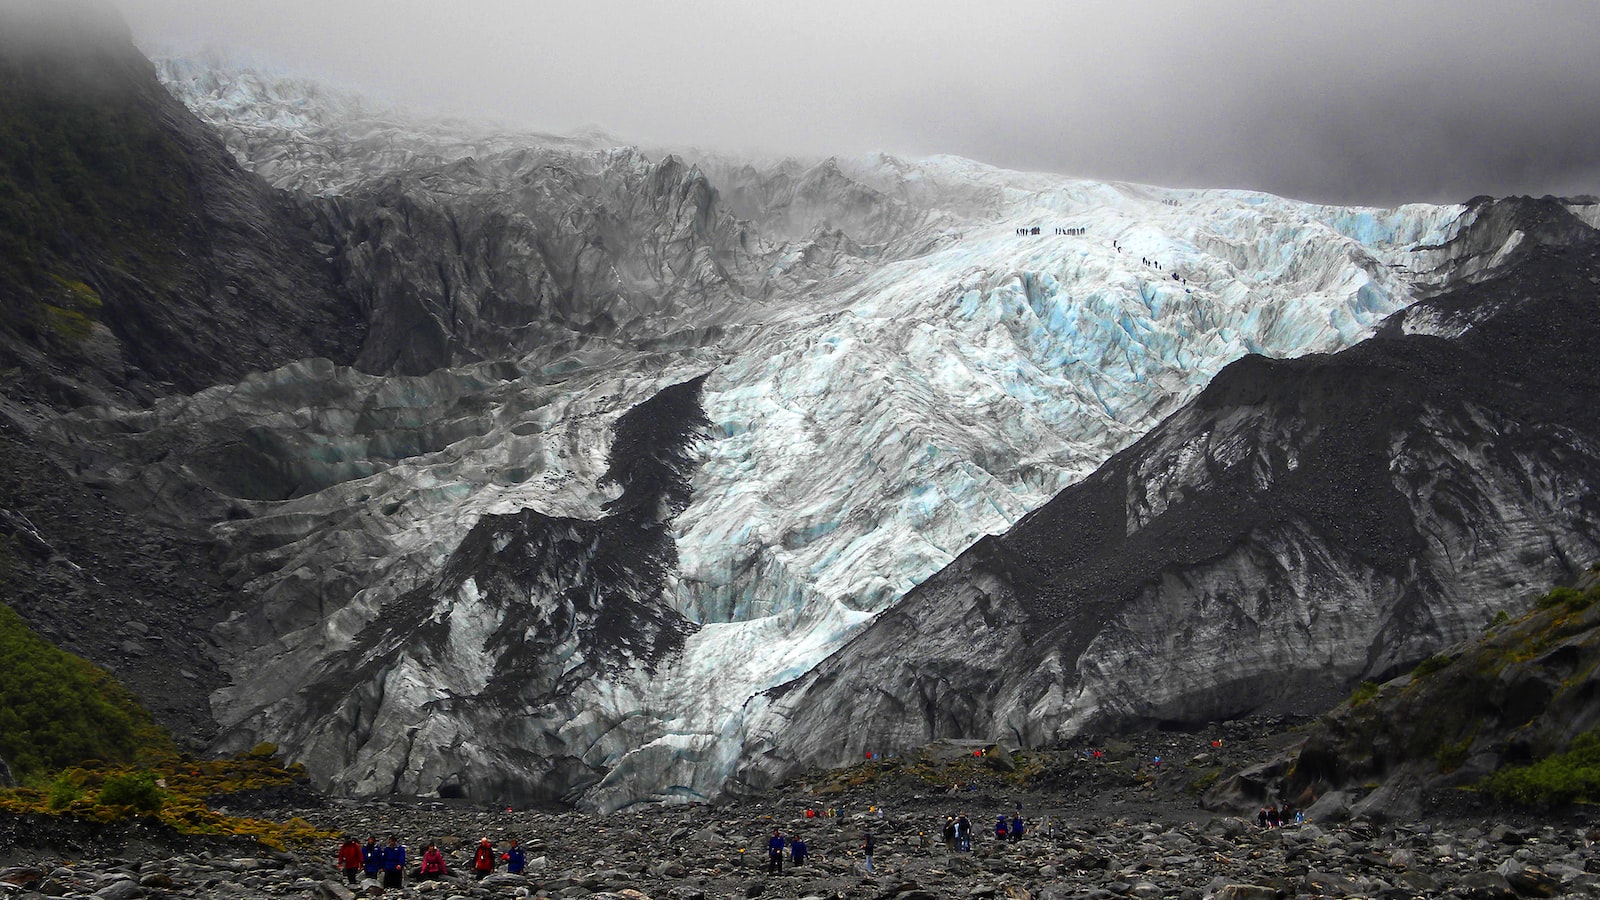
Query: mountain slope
0 1 363 414
1279 572 1600 821
734 204 1600 793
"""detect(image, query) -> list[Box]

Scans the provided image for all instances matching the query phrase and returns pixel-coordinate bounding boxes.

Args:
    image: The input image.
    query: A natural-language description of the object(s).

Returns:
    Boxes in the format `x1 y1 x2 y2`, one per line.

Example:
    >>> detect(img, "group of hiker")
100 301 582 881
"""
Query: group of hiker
1256 805 1303 829
939 810 1024 851
763 828 816 874
336 835 527 887
763 828 879 874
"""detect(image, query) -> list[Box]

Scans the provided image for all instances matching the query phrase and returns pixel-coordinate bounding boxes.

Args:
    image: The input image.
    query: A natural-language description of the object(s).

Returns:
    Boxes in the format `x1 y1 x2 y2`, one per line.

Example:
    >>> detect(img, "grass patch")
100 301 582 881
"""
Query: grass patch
41 303 94 341
1350 680 1380 706
1 750 335 850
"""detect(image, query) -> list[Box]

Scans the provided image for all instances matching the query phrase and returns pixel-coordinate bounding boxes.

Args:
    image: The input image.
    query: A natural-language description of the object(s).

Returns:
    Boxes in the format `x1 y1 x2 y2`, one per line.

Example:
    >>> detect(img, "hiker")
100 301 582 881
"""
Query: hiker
338 836 363 884
1267 806 1281 828
362 837 383 880
790 834 808 866
419 843 448 880
1010 814 1025 843
942 815 956 849
501 838 526 874
861 831 875 872
767 829 785 875
473 837 496 879
382 836 406 889
956 812 972 851
1257 808 1269 829
994 816 1008 841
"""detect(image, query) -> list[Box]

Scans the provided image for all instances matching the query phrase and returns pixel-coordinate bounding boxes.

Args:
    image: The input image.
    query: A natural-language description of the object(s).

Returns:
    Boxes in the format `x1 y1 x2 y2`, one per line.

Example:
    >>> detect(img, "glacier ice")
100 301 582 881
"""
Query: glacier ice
50 58 1480 809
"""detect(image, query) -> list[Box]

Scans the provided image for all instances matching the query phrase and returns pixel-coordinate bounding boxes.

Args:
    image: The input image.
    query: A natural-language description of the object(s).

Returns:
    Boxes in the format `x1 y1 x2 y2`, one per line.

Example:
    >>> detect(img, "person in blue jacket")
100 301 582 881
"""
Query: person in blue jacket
789 835 808 866
382 835 405 889
501 837 526 875
767 829 785 874
362 836 383 879
1010 814 1025 842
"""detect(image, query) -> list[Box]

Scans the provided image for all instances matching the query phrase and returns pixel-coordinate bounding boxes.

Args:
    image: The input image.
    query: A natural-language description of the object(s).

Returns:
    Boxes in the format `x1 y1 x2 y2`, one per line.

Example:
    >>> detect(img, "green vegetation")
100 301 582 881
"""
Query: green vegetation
1350 680 1380 705
2 753 335 849
1482 727 1600 806
1188 766 1223 795
1535 584 1599 614
0 603 172 779
1435 735 1473 773
96 770 163 814
39 274 103 341
1411 654 1453 678
0 603 334 849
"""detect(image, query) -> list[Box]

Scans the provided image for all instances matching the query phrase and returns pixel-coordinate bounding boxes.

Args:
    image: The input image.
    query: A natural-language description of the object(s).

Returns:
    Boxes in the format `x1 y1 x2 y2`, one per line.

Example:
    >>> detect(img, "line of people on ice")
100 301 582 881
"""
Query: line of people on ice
336 834 528 887
1013 226 1088 236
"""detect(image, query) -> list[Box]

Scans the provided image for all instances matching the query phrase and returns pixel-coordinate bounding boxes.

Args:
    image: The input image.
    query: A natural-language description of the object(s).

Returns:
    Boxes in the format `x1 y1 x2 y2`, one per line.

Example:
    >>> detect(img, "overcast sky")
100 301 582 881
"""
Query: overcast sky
118 0 1600 207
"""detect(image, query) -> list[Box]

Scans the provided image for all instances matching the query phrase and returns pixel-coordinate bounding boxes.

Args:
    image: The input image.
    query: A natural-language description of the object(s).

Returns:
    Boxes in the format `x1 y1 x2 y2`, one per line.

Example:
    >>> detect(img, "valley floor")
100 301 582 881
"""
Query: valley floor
4 720 1596 900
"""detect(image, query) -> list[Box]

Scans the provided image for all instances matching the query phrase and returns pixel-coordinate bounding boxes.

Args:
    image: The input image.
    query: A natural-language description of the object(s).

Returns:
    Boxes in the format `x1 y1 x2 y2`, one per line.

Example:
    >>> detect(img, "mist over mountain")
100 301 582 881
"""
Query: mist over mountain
3 0 1597 814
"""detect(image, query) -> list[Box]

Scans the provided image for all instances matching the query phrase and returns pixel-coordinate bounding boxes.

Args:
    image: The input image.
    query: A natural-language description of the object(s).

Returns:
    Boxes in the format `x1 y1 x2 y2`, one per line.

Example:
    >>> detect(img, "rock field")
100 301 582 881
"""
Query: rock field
4 721 1597 900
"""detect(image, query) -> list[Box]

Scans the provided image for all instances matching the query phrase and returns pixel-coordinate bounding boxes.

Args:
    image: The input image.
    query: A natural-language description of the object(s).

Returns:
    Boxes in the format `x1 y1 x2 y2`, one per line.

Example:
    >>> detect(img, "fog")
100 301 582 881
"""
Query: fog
117 0 1600 206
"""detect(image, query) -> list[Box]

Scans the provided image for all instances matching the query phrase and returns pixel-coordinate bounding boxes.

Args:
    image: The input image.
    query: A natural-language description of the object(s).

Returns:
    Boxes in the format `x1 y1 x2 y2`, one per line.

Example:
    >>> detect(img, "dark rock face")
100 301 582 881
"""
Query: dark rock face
736 207 1600 789
205 377 710 804
317 152 760 378
0 0 364 413
1281 570 1600 821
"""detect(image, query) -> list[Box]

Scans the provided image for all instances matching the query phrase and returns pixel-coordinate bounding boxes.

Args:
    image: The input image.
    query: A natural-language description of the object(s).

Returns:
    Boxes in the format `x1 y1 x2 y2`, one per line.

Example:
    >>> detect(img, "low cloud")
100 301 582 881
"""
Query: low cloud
117 0 1600 206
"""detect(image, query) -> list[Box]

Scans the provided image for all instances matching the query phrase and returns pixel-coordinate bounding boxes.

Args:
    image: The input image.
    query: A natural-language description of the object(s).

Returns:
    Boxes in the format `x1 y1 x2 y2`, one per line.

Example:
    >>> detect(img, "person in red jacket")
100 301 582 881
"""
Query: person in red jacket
419 843 448 880
473 837 496 880
337 836 363 885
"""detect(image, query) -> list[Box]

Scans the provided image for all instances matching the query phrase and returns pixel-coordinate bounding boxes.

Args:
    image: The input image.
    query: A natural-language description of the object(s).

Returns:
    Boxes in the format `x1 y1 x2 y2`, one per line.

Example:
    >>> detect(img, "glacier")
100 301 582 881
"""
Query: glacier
44 57 1481 810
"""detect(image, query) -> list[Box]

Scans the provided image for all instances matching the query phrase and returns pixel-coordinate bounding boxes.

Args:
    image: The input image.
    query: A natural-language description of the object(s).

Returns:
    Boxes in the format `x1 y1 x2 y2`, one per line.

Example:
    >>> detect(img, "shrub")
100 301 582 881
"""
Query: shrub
96 771 162 814
1412 654 1453 678
1350 680 1380 706
47 772 83 810
1482 728 1600 806
1534 585 1599 613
